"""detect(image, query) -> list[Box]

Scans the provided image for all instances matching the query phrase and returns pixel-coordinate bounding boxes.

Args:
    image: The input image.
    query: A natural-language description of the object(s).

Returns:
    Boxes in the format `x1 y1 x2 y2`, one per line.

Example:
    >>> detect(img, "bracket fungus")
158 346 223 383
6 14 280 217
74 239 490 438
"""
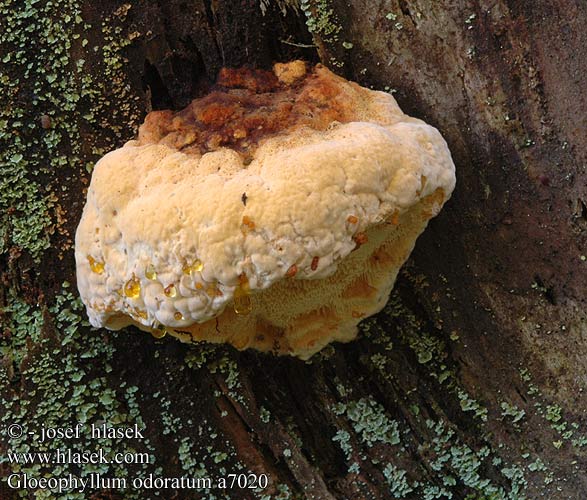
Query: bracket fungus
75 61 456 359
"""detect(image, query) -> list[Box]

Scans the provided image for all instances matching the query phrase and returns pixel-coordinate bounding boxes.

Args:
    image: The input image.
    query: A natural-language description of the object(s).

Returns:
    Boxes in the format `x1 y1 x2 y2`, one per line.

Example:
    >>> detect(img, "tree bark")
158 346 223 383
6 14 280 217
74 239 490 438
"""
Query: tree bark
2 1 587 499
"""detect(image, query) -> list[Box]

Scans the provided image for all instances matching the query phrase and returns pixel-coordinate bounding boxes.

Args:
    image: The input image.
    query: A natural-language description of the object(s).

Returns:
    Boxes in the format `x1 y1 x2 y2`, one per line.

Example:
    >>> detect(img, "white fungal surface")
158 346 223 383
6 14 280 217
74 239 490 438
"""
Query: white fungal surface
75 62 456 357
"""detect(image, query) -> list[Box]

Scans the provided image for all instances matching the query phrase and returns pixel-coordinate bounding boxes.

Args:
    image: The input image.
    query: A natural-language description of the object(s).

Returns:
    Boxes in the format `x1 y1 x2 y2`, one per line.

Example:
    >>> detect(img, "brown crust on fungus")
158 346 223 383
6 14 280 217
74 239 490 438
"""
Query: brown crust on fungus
136 63 359 156
216 67 279 93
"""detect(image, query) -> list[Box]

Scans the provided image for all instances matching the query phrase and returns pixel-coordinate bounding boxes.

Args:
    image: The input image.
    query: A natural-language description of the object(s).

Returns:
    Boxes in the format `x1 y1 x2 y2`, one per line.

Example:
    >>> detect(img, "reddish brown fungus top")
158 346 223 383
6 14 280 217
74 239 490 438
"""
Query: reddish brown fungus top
136 62 359 156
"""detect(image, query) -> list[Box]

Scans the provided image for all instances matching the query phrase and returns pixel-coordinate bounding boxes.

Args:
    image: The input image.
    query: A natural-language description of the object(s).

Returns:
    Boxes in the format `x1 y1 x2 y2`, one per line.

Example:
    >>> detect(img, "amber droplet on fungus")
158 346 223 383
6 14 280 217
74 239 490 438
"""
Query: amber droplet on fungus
124 276 141 298
145 264 157 280
151 324 167 339
234 274 252 315
182 259 203 275
88 255 105 274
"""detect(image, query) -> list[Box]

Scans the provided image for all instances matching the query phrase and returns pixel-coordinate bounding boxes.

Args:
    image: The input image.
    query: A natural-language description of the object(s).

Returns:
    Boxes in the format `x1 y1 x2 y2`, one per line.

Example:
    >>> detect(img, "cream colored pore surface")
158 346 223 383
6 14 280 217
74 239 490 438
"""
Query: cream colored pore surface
75 62 456 359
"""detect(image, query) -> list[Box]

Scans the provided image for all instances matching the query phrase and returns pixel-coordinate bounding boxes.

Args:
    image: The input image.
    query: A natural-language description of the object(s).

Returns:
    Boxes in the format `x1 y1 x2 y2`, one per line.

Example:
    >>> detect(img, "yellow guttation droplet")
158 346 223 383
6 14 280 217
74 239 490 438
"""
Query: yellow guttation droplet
195 282 204 290
174 312 183 321
164 284 177 297
234 294 252 315
87 255 105 274
145 264 157 280
234 274 252 315
183 259 204 275
206 283 223 297
124 276 141 299
151 324 167 339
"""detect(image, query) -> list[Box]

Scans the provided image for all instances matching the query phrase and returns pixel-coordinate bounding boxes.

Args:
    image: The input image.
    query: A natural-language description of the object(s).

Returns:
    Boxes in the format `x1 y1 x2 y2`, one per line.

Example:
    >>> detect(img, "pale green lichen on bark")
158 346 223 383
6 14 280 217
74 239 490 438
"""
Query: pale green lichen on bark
0 0 142 261
299 0 345 68
357 283 587 495
0 290 44 366
340 290 545 498
0 0 86 259
1 284 155 500
299 0 340 40
1 2 159 498
383 463 414 498
327 381 530 498
332 398 401 448
518 368 587 450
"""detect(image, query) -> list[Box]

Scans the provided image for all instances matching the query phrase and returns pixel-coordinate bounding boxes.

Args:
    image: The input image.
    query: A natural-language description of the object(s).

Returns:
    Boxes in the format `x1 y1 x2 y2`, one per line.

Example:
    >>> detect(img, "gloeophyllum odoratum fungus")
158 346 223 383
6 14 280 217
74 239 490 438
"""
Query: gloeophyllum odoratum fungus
75 61 456 359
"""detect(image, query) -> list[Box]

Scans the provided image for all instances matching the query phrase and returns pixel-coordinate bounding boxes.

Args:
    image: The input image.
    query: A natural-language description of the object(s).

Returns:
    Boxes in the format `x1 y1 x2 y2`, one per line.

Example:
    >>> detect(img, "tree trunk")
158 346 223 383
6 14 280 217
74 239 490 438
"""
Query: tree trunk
2 1 587 499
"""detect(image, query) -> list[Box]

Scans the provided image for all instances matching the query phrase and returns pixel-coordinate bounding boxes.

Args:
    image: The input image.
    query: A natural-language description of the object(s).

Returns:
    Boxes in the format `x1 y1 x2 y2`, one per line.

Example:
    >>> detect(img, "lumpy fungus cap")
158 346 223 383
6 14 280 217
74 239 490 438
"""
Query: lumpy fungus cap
75 61 456 359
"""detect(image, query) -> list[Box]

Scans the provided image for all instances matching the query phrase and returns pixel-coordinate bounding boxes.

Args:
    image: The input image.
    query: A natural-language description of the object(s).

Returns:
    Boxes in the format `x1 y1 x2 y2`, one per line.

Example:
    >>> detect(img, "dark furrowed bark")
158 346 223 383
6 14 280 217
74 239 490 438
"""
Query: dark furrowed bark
1 1 586 499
